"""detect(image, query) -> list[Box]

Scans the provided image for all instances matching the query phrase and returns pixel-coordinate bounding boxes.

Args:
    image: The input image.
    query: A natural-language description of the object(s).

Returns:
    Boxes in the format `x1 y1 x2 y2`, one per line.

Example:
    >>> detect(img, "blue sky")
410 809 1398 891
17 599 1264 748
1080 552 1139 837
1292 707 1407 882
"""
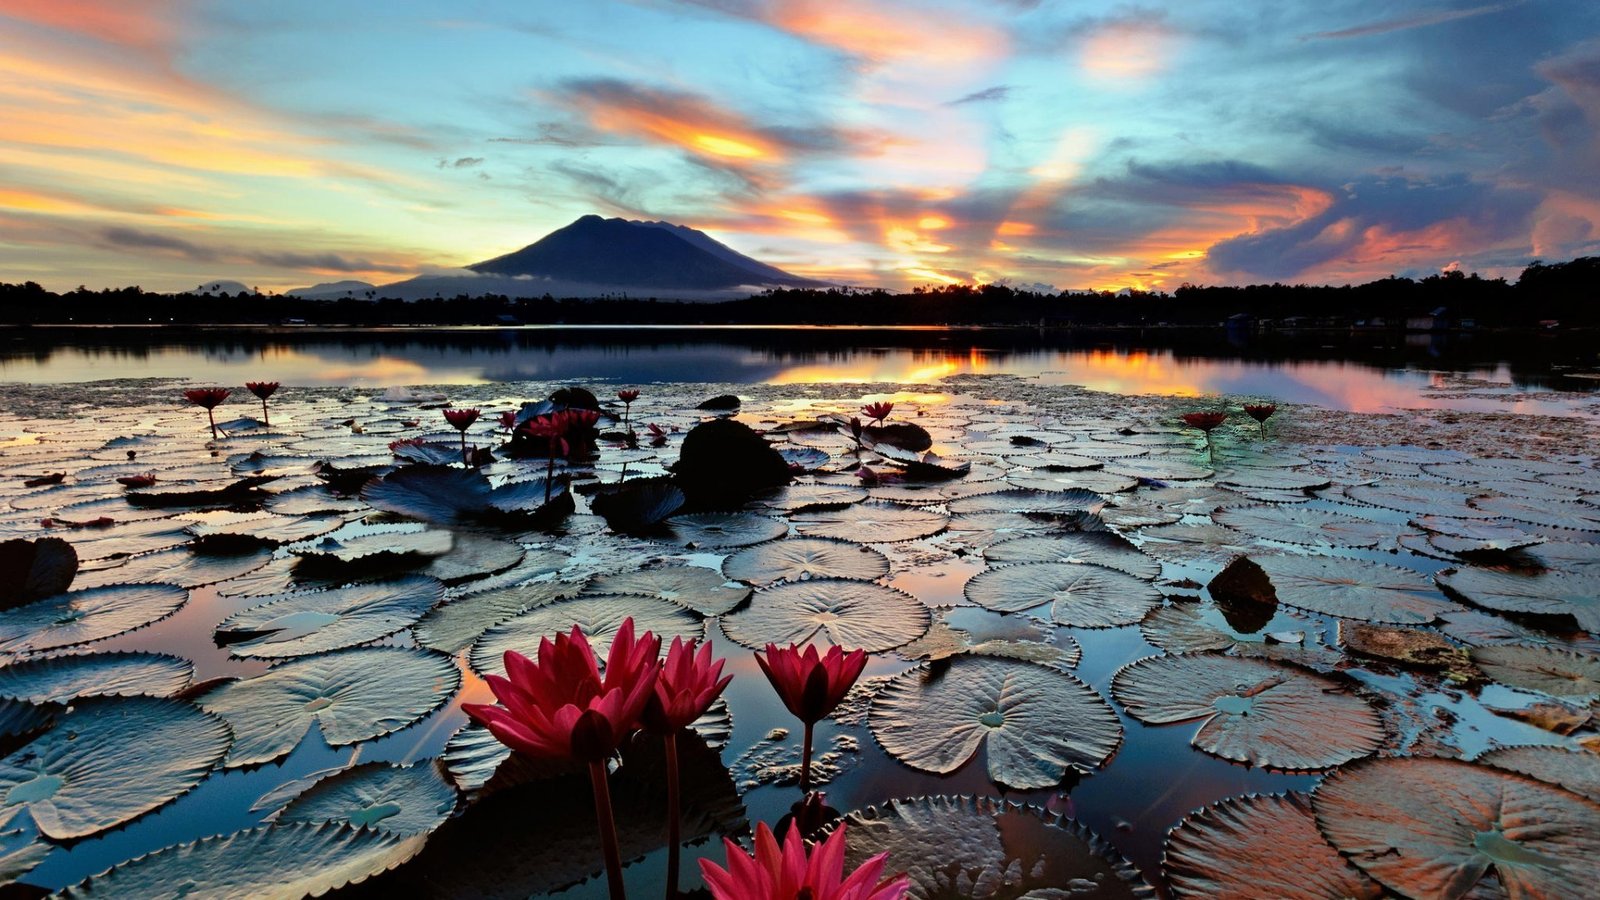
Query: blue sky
1 0 1597 292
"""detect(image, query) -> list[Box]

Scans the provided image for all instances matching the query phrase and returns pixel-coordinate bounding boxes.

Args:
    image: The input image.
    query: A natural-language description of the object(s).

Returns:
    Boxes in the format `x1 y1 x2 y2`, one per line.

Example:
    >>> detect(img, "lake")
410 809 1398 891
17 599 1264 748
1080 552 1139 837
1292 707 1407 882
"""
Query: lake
2 325 1597 417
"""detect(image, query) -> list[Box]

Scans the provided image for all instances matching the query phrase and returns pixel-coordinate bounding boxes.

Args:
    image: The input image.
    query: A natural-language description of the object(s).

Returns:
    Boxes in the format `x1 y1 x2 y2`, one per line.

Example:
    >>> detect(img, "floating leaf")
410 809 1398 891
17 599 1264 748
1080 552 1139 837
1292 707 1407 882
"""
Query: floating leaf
720 578 929 651
423 532 527 584
216 575 445 658
1470 495 1600 532
58 822 427 899
277 762 457 834
1213 504 1395 549
749 483 868 513
1008 470 1138 494
1112 654 1383 769
1164 793 1383 900
985 533 1159 579
1477 746 1600 801
202 647 460 767
896 613 1080 670
1436 608 1600 654
72 547 274 590
837 795 1152 899
589 476 685 532
944 512 1071 548
1139 602 1309 655
0 583 188 654
791 501 948 543
362 465 568 526
0 537 77 606
291 529 452 564
721 537 890 585
1255 553 1456 624
0 652 192 703
871 657 1121 788
1138 523 1257 569
0 697 229 839
963 562 1164 627
1470 644 1600 700
948 488 1103 517
470 595 701 677
1345 480 1491 519
1312 756 1600 899
1436 566 1600 632
1104 457 1215 481
1215 468 1329 491
412 580 581 654
654 511 787 549
586 565 751 615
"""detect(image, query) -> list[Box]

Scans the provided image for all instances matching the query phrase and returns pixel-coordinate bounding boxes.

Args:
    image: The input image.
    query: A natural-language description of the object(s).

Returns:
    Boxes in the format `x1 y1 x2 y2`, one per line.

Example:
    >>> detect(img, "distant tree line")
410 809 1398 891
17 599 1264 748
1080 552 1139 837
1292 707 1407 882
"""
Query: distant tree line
0 257 1593 328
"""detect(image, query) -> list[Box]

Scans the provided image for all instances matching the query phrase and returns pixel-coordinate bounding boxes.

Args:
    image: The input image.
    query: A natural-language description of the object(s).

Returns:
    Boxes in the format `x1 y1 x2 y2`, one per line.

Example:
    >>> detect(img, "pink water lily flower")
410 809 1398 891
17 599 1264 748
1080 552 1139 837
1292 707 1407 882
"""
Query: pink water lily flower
700 822 910 900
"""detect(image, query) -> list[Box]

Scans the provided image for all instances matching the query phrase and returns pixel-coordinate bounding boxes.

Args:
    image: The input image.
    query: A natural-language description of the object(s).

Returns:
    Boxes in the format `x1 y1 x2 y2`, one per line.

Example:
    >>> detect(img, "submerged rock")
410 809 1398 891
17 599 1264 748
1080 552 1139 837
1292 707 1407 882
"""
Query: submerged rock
671 418 790 508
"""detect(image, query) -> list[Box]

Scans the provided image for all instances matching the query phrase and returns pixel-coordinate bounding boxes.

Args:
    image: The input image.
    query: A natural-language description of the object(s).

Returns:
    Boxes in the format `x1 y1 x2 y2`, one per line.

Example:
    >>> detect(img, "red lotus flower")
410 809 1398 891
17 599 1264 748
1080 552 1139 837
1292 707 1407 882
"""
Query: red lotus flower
700 822 910 900
184 387 231 439
617 389 640 403
497 410 516 430
644 637 732 734
245 381 278 400
861 401 893 426
387 437 426 454
648 422 669 447
1243 403 1275 422
1181 411 1227 433
521 413 571 456
463 618 661 762
757 643 867 725
442 408 480 432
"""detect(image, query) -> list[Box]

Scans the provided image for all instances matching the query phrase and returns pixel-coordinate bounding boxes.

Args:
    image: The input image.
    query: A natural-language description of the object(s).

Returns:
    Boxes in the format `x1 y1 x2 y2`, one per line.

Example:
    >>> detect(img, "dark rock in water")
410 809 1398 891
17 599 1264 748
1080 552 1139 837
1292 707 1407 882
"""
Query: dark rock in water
590 477 686 533
673 419 790 508
865 422 932 452
697 394 741 411
550 386 600 411
1207 557 1276 633
0 537 78 607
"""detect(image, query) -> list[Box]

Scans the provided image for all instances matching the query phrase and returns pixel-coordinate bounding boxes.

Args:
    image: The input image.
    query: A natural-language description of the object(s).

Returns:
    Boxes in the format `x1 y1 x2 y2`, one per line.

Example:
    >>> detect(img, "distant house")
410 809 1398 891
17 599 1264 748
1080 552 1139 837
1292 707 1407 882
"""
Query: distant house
1405 306 1451 331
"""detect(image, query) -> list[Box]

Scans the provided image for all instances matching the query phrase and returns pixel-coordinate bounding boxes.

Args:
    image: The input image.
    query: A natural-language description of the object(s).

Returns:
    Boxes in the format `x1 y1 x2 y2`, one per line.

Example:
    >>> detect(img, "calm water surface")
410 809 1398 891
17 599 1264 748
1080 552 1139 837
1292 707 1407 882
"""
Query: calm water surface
3 325 1597 416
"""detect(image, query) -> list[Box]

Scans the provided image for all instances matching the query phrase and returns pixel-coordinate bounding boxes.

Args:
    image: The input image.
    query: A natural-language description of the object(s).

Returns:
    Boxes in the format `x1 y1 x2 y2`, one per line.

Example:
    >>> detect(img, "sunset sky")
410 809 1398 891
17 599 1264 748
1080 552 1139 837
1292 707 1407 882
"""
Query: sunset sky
2 0 1598 293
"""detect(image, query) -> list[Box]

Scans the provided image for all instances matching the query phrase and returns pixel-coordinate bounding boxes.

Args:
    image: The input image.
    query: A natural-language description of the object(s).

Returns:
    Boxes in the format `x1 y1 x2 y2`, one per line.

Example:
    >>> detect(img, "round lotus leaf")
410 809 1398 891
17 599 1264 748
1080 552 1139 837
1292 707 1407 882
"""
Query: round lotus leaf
1164 792 1383 899
1024 451 1105 470
1437 567 1600 632
1215 468 1329 491
62 519 191 562
1312 756 1600 899
0 697 229 839
0 583 188 654
422 533 527 584
1470 495 1600 532
720 578 929 651
57 822 427 899
1105 457 1215 481
948 488 1103 517
361 466 492 525
654 511 788 549
216 575 445 658
1064 441 1148 459
1470 644 1600 700
870 657 1122 788
290 529 452 564
791 502 948 543
412 580 582 654
749 483 869 513
470 595 702 677
721 537 890 585
963 562 1164 627
944 513 1071 548
1435 608 1600 654
1138 523 1258 569
1477 746 1600 801
73 547 275 591
0 652 192 703
1112 654 1383 769
1008 470 1138 494
985 533 1160 579
1254 554 1456 624
586 565 751 614
1213 504 1396 549
277 762 457 835
896 617 1081 670
1139 602 1310 655
837 795 1151 899
1345 480 1491 519
269 485 368 516
202 647 460 767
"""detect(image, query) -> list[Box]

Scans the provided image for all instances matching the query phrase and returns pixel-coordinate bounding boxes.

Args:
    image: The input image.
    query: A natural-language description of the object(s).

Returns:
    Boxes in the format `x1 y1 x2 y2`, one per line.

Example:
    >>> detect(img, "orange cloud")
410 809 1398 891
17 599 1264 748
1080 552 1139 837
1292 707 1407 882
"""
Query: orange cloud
0 0 187 54
1078 18 1182 83
769 0 1007 67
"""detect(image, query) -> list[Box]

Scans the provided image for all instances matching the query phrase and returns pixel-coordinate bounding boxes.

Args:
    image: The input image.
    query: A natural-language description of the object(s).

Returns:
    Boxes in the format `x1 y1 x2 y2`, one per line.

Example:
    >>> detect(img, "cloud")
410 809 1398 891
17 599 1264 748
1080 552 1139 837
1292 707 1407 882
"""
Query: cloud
949 85 1011 105
1305 1 1525 41
96 226 417 275
437 156 485 169
100 226 215 260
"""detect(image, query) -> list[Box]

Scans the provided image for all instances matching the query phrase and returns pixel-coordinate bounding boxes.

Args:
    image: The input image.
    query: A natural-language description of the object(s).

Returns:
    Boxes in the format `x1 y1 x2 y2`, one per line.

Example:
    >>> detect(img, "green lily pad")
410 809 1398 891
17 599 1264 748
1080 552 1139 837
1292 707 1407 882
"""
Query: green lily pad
720 578 928 651
0 583 188 654
984 532 1160 579
1437 567 1600 632
0 652 192 703
412 580 583 654
963 562 1164 627
791 502 948 543
276 762 457 835
216 575 445 658
1477 746 1600 801
586 565 751 615
721 537 890 585
1214 504 1396 549
653 512 788 549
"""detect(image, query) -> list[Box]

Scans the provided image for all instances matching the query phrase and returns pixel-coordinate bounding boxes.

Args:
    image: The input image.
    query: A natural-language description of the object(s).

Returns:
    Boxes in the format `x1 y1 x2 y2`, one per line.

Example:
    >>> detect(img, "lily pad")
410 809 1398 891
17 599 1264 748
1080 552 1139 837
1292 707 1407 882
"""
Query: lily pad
201 647 460 767
654 511 788 549
586 565 751 615
277 762 457 835
0 652 192 703
1477 746 1600 801
944 513 1072 548
870 657 1123 788
411 580 582 654
72 547 274 591
291 529 453 564
1139 602 1309 655
721 578 929 651
1213 504 1395 549
1469 644 1600 700
1255 554 1456 624
1470 495 1600 532
470 595 701 677
0 583 188 654
1009 470 1138 494
963 562 1165 627
1345 480 1491 519
791 502 948 543
1164 793 1383 900
1436 567 1600 632
0 697 230 839
1312 756 1600 899
57 822 428 899
1138 523 1257 569
948 488 1104 517
423 533 528 584
721 537 890 585
837 795 1152 899
985 533 1159 579
1112 654 1383 769
216 575 445 658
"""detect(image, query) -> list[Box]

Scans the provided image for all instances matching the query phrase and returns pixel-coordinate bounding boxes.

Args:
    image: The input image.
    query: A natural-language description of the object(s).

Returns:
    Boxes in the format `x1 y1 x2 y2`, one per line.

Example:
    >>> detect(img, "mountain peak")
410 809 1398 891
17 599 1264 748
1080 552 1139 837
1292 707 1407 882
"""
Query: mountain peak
468 216 820 291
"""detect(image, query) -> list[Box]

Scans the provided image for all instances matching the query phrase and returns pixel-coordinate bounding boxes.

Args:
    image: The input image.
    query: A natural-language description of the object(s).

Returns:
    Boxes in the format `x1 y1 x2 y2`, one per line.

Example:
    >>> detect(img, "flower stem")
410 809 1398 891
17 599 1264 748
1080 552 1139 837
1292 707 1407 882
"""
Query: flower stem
588 760 627 900
260 399 270 426
664 731 681 900
800 720 815 793
460 432 468 467
545 453 555 503
206 408 218 441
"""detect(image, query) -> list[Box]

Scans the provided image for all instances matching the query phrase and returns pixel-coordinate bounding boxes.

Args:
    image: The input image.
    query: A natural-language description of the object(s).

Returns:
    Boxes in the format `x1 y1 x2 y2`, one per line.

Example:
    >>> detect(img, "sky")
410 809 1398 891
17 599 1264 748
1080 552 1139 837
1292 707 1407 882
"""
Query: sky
1 0 1598 294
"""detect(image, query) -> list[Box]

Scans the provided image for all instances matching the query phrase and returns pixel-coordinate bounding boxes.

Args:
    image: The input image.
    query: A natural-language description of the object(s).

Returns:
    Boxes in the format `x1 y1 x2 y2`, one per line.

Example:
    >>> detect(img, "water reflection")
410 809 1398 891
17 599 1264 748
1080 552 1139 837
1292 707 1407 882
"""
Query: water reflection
1 326 1594 416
